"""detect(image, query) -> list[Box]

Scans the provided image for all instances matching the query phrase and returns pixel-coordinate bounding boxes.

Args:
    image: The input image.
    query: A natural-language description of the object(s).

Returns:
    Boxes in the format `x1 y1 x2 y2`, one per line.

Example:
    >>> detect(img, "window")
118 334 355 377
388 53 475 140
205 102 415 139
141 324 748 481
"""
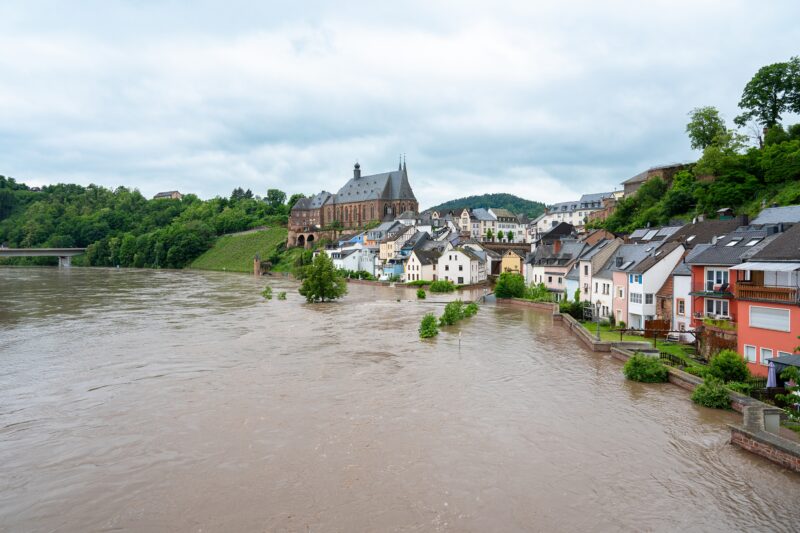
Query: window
677 299 685 316
705 298 729 317
630 293 642 304
745 238 762 247
595 282 599 293
617 286 624 298
445 265 449 271
778 351 792 358
743 345 757 363
645 294 653 304
548 276 553 283
749 306 790 332
458 276 464 284
705 268 729 291
760 347 773 366
725 239 741 247
584 265 589 275
459 265 463 271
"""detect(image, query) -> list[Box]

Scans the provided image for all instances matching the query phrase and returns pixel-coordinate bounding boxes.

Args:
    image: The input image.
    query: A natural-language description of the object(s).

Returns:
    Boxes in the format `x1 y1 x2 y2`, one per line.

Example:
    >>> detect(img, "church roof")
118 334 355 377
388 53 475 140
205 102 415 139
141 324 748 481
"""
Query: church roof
334 167 416 204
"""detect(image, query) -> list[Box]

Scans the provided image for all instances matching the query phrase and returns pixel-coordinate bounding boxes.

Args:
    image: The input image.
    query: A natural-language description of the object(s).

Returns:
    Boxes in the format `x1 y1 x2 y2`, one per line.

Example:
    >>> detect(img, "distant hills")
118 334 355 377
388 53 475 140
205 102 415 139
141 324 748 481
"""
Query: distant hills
425 193 546 218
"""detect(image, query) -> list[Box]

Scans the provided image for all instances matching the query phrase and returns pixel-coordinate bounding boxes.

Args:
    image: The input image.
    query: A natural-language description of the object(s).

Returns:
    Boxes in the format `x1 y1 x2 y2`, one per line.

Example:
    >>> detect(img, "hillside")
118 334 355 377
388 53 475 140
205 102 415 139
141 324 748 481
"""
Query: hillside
189 227 288 272
425 193 546 218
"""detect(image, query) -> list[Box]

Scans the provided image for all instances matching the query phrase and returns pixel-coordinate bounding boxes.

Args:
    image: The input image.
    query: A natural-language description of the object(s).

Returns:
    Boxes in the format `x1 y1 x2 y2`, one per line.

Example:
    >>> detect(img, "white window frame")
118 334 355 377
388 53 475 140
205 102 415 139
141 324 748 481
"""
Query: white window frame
705 268 729 291
743 344 757 363
705 298 729 318
760 347 773 366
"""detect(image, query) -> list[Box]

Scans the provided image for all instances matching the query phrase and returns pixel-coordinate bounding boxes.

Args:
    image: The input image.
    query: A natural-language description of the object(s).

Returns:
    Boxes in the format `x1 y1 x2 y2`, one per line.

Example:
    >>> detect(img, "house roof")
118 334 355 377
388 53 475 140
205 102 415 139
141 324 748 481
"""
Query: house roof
666 218 745 248
608 243 653 272
565 264 580 280
751 205 800 225
335 166 416 203
455 247 484 262
578 192 613 208
527 239 587 267
413 249 442 265
672 244 713 276
491 208 517 219
578 239 611 261
401 231 430 250
746 223 800 261
397 210 417 220
540 222 576 241
628 225 683 243
154 190 180 197
686 228 781 266
471 208 496 221
629 242 682 274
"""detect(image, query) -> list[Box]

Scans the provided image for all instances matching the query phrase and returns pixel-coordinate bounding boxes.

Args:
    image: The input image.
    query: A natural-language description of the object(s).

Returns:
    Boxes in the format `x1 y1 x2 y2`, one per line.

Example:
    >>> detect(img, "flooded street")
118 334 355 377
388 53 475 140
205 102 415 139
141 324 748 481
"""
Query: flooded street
1 267 798 532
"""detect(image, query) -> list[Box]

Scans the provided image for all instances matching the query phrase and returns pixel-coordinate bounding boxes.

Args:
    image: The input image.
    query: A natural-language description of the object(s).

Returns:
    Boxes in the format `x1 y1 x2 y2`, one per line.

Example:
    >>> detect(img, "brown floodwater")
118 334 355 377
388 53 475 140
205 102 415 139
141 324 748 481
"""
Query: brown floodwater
0 267 798 532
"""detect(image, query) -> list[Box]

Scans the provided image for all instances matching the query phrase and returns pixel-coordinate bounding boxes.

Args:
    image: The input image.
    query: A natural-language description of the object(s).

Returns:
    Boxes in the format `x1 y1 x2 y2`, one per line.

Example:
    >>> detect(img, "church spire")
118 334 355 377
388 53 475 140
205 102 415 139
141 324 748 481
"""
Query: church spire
402 154 407 174
398 155 402 171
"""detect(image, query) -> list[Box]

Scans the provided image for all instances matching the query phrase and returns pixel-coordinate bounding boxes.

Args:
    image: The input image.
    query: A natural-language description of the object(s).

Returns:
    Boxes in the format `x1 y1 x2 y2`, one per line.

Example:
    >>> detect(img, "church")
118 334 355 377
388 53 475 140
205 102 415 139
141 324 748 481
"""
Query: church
288 160 419 248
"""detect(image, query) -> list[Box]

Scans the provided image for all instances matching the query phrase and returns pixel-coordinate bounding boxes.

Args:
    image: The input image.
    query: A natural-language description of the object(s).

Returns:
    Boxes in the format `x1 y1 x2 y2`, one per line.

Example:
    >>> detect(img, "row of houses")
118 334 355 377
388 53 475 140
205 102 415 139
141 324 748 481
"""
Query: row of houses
526 205 800 377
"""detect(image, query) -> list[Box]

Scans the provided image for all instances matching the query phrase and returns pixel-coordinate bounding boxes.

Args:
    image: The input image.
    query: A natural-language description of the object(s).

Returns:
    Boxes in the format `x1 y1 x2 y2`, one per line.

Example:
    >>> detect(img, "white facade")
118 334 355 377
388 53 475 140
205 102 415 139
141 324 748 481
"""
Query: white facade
436 250 487 285
672 273 693 341
406 251 438 282
626 245 685 329
325 246 376 276
592 275 614 319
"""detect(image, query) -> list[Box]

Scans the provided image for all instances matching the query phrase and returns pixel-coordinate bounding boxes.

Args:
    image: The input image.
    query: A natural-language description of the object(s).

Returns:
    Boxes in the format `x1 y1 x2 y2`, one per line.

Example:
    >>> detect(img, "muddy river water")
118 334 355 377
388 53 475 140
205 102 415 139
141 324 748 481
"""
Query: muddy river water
1 268 798 532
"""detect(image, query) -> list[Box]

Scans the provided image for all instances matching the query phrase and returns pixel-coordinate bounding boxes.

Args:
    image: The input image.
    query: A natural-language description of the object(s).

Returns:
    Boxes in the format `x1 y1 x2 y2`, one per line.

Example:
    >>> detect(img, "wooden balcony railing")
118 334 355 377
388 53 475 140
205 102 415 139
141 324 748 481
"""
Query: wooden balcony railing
734 282 799 304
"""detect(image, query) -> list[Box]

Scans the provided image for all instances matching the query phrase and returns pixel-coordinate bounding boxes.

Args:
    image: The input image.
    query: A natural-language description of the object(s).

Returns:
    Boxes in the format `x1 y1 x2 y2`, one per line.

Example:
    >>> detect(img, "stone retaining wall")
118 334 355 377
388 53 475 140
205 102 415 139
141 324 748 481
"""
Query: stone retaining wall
730 407 800 473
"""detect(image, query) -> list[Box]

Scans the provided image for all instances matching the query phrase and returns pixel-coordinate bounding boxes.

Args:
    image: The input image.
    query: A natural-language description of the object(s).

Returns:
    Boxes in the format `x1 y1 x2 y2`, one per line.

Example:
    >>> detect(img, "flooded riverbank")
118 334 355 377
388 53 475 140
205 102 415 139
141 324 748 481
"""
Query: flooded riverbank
1 268 798 532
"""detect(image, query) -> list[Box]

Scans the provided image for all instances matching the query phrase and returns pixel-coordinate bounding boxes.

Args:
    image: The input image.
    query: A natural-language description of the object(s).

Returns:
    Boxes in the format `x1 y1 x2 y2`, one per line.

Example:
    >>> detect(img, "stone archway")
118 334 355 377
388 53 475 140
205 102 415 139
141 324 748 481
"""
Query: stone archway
306 234 315 248
297 234 305 248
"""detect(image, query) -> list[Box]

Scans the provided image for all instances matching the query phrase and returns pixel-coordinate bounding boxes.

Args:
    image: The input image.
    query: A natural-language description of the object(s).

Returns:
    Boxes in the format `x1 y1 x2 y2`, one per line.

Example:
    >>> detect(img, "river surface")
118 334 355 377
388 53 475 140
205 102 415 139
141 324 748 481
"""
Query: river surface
1 267 798 532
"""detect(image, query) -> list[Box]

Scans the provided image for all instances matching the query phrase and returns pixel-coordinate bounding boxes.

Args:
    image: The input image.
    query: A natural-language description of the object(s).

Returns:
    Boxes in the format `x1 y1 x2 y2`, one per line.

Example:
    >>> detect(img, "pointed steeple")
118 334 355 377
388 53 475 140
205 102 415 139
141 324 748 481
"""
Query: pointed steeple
398 155 402 171
402 154 407 174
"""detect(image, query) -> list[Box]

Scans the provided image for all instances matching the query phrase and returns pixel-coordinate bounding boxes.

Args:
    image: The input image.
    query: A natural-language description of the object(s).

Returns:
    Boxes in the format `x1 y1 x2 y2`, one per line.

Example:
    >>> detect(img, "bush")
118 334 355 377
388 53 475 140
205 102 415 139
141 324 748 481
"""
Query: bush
691 377 731 409
618 321 626 329
261 286 273 300
406 279 431 287
524 282 553 302
419 313 439 338
684 366 709 378
429 280 456 293
494 272 525 298
417 288 426 299
464 302 479 317
559 299 585 320
725 381 753 395
708 349 750 383
623 353 670 383
277 291 287 300
440 300 465 326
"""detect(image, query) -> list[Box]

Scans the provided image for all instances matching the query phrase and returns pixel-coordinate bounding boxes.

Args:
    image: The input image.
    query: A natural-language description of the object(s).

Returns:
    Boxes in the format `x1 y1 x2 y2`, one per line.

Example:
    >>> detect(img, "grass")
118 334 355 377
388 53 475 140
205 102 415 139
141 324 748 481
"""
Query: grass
271 247 304 273
190 227 288 272
578 320 645 343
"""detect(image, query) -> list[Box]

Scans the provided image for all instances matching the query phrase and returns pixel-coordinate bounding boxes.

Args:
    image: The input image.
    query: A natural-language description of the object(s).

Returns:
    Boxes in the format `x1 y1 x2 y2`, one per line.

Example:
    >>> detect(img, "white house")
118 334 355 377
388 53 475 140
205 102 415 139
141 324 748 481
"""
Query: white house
592 264 615 320
405 249 442 282
437 247 487 285
325 246 377 276
577 238 622 305
625 242 685 329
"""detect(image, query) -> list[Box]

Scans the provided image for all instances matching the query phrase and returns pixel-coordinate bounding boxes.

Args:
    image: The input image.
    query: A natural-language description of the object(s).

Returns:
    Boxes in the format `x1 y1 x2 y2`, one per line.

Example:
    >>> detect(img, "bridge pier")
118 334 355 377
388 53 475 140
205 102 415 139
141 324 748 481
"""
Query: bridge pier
58 256 71 268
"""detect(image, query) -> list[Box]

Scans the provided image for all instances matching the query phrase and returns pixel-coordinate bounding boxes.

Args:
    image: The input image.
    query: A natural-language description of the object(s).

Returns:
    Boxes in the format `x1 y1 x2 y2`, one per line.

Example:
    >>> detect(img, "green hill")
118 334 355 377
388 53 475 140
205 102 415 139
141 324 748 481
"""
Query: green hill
425 193 546 218
190 227 288 272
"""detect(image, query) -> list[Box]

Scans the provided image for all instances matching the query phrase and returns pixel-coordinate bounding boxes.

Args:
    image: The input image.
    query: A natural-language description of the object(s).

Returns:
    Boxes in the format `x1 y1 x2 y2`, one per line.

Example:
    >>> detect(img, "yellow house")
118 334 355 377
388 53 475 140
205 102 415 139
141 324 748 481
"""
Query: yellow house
501 250 523 274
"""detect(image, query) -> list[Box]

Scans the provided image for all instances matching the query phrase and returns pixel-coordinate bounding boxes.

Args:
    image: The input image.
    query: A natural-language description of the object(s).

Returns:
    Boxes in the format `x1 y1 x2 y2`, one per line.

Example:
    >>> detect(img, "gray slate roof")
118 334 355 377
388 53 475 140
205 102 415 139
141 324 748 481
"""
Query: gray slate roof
608 244 653 272
672 244 713 276
667 218 745 248
748 223 800 261
335 167 416 203
471 208 496 221
413 249 441 265
687 228 781 266
752 205 800 225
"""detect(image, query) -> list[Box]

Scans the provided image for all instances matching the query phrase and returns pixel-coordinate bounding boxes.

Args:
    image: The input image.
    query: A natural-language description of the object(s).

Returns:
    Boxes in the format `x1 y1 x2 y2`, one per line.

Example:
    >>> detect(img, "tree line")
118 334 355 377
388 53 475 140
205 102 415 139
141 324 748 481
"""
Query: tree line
598 57 800 234
0 178 305 268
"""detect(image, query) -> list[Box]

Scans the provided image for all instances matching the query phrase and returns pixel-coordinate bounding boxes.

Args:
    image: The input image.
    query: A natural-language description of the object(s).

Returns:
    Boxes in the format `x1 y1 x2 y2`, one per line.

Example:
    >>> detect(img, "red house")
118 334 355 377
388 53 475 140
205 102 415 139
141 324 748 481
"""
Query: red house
731 224 800 376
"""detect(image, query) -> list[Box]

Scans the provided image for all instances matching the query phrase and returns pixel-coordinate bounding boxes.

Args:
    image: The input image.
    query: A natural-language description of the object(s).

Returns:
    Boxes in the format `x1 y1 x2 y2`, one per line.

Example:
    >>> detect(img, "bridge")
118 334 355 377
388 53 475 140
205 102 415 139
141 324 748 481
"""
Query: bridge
0 247 87 267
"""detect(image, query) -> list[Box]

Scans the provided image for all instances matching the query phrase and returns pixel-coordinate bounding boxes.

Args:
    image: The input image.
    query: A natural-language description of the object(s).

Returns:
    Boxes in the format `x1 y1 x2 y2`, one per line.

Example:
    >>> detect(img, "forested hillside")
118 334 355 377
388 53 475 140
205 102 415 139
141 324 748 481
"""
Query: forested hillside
597 56 800 233
426 193 546 218
0 178 296 268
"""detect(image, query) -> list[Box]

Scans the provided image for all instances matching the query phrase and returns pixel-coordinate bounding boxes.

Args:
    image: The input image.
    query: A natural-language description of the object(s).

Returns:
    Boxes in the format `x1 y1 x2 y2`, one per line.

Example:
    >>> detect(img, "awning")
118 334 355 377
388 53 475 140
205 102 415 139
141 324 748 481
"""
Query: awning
730 262 800 272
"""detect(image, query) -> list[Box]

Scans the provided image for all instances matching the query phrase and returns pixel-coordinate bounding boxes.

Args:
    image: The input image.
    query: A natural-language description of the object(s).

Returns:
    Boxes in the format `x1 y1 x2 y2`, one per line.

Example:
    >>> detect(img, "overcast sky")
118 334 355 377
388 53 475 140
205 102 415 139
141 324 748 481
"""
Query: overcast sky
1 1 798 208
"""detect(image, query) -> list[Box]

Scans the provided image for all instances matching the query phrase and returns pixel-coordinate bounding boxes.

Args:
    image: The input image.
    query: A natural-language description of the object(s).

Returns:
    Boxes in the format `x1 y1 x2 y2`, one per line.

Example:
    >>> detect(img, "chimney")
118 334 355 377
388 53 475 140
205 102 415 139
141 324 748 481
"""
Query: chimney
554 239 562 254
354 162 361 180
740 214 749 226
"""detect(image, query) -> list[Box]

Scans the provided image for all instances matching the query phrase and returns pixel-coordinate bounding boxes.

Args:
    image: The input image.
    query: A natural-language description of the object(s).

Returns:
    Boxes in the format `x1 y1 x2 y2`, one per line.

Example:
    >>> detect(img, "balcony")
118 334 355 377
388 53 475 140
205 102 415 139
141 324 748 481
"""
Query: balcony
734 282 799 304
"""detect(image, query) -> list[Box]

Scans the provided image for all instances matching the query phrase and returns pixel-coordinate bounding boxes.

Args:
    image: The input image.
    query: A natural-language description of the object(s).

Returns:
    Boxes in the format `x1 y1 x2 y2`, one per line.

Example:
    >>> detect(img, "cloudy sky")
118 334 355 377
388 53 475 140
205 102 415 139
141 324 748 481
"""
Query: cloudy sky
1 1 798 208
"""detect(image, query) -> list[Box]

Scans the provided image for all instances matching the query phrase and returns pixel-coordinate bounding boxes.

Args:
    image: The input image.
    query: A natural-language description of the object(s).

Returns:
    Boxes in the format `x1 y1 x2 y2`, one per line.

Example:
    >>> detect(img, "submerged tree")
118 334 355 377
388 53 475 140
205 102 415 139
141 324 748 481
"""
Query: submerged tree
298 252 347 303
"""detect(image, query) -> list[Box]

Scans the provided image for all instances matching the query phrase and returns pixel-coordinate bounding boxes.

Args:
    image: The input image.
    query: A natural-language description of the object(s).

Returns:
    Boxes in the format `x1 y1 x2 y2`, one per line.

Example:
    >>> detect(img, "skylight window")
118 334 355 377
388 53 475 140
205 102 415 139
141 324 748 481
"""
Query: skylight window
745 238 762 246
726 239 741 247
686 235 696 242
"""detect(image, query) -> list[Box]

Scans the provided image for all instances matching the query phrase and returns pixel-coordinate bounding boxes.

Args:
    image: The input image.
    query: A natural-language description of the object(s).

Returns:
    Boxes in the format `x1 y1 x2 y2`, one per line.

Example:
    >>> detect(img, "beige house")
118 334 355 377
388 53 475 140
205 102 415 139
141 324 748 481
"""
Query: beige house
501 250 524 274
406 249 442 282
379 225 414 261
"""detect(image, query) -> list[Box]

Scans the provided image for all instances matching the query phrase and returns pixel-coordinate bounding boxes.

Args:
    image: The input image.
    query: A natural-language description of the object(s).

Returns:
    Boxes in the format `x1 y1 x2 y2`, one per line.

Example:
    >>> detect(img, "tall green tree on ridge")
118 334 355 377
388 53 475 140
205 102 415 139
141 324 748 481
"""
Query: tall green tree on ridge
735 56 800 129
686 106 727 150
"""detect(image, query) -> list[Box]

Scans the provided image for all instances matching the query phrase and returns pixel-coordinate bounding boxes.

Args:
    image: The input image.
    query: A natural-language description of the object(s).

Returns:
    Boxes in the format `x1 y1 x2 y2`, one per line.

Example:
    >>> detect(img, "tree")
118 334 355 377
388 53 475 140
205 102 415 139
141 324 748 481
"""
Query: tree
497 230 505 242
507 230 514 242
419 313 439 338
494 272 525 298
266 189 287 209
298 252 347 303
735 57 800 128
686 106 727 150
287 193 306 211
485 228 494 242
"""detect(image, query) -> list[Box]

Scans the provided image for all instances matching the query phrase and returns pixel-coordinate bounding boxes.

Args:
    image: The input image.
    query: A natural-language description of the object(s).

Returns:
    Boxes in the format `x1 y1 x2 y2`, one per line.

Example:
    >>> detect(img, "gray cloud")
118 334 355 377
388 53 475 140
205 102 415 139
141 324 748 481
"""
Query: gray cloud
1 0 799 208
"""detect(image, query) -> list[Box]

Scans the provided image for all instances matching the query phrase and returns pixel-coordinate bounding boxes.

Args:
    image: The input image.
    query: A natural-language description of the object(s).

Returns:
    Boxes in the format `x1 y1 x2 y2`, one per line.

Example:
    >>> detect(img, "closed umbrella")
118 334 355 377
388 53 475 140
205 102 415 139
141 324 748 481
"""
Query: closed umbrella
767 361 777 388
